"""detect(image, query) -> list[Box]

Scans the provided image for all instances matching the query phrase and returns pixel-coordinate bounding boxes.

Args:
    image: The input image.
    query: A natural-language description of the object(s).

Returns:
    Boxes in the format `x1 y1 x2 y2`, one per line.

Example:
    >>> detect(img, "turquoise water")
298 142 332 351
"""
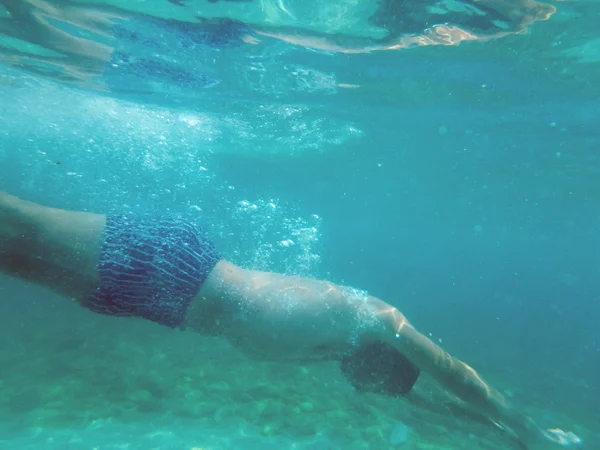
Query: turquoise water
0 0 599 449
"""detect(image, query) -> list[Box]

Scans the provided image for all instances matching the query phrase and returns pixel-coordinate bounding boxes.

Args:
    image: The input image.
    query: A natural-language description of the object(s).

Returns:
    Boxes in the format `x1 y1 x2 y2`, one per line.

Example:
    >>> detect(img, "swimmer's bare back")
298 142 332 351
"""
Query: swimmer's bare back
0 191 581 450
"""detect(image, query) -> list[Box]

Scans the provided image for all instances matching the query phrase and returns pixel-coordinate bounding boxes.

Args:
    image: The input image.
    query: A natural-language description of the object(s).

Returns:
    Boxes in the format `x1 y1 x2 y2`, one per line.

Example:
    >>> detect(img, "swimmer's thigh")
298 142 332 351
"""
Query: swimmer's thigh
0 192 105 299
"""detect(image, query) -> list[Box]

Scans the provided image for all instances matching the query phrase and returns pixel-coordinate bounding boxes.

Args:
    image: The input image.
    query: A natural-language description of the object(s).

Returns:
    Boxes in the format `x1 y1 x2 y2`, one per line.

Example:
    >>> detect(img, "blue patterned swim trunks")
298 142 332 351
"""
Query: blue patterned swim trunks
84 215 221 328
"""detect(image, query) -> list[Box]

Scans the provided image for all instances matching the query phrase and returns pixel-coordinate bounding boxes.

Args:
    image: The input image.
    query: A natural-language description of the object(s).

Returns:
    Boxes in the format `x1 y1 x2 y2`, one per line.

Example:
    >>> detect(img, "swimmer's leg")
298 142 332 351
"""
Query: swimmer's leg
0 191 106 298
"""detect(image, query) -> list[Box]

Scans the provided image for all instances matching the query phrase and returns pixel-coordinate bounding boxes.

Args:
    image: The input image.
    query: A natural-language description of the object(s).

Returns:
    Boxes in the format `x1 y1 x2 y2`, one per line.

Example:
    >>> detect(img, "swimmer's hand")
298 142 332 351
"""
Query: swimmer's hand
543 429 582 446
526 428 582 449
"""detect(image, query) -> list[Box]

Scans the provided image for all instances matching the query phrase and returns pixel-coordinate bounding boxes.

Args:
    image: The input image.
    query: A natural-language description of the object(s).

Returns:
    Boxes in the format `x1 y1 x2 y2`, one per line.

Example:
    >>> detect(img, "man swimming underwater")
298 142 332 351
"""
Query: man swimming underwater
0 191 582 449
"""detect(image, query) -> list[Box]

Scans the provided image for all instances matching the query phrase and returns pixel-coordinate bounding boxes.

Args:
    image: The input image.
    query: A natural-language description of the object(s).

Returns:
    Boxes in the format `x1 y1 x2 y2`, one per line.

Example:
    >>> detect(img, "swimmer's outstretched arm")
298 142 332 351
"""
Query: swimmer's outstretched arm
197 263 581 450
382 310 579 449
